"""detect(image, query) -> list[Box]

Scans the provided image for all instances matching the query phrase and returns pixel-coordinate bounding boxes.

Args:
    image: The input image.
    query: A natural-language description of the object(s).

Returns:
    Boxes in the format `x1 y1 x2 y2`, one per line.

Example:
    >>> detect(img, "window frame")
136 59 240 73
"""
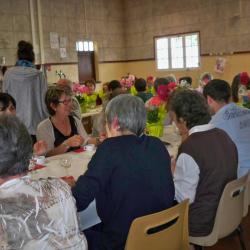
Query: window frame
154 31 201 71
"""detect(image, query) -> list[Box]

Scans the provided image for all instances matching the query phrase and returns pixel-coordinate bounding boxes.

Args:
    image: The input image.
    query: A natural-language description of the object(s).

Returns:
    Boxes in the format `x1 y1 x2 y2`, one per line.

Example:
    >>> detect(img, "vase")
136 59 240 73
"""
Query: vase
80 102 87 113
146 122 164 137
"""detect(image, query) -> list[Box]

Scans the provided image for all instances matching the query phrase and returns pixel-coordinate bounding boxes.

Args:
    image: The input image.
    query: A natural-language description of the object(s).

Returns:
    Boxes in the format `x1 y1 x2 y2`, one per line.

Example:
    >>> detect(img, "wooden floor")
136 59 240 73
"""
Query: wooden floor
204 208 250 250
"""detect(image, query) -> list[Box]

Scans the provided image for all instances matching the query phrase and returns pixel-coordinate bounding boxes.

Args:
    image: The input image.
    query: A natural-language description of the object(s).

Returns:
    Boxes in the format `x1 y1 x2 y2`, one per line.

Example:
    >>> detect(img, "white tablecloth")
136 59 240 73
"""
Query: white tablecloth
81 106 103 118
29 149 101 230
29 125 180 230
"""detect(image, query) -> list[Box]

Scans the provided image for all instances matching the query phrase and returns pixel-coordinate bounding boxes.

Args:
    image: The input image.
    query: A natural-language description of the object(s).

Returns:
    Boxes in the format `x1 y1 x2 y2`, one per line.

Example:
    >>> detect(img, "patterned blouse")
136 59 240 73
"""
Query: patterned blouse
0 176 87 250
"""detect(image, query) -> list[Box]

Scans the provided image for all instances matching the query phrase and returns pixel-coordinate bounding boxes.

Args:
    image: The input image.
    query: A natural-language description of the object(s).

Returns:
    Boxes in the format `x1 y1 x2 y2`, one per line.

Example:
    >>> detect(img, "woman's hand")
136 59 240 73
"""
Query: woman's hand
33 140 47 156
64 135 84 148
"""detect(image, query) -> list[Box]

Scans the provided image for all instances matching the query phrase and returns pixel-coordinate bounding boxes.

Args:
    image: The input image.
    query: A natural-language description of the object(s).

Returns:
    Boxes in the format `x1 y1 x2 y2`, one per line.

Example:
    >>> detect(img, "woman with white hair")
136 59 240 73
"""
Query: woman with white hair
0 115 87 249
72 94 175 250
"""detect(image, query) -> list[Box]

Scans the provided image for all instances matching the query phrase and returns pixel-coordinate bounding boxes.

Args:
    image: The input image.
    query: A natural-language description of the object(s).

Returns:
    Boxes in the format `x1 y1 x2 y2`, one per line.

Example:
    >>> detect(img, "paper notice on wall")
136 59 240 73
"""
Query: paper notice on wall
60 48 67 58
60 37 67 48
50 32 59 49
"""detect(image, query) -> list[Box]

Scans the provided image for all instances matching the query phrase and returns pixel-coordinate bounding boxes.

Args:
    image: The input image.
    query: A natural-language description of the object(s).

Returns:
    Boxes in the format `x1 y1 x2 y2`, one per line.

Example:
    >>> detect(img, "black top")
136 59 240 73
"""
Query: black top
72 134 175 250
51 115 80 152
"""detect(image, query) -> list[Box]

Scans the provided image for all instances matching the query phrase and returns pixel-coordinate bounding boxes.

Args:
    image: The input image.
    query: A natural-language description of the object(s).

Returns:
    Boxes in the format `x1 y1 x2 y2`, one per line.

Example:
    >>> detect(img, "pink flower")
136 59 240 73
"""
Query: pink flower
72 83 90 94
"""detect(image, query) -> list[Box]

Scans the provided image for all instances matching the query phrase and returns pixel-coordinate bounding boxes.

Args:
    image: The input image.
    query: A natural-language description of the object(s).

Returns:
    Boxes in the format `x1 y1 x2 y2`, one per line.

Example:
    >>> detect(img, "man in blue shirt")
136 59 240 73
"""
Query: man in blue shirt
203 79 250 177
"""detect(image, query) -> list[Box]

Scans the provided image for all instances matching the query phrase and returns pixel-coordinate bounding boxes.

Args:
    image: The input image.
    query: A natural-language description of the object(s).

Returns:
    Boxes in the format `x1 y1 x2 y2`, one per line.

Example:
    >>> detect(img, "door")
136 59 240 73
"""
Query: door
78 51 96 83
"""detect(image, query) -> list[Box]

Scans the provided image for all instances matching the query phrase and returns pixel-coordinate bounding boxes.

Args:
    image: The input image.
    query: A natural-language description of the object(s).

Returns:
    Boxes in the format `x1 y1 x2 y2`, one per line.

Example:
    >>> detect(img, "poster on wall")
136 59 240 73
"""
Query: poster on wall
50 32 59 49
60 37 67 48
214 57 226 74
60 48 67 58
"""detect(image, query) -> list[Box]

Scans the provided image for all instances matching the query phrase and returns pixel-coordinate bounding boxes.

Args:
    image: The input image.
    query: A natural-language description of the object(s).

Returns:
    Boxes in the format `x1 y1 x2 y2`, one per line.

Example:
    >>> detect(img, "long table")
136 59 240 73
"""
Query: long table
29 125 181 229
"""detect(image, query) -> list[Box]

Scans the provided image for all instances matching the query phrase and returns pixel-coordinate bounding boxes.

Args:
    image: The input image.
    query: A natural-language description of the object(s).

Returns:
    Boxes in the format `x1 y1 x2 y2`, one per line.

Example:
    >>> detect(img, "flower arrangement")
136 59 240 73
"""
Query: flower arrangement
145 82 177 137
240 72 250 90
120 74 135 90
72 83 89 104
147 97 162 124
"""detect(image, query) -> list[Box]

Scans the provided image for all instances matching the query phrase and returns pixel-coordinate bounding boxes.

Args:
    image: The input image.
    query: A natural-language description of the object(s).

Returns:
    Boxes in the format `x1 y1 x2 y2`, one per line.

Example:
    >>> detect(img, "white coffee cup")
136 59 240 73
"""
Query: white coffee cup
84 144 95 151
35 156 45 165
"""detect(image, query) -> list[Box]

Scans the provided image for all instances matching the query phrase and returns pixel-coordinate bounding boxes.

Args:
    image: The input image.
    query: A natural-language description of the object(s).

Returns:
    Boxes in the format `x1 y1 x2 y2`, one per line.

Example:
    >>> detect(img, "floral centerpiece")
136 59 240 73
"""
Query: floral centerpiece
72 83 90 112
120 74 136 93
146 82 177 137
239 72 250 109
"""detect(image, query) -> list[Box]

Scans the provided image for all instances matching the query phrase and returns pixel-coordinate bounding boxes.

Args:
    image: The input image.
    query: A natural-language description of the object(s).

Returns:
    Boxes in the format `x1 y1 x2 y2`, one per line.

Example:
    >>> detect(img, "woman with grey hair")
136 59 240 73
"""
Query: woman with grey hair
72 94 175 250
169 89 237 239
0 115 87 249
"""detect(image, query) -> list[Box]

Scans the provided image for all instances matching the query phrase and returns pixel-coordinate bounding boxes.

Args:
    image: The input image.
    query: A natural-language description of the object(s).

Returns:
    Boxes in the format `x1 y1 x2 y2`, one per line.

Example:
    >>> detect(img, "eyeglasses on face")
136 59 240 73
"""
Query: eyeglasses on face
58 98 72 105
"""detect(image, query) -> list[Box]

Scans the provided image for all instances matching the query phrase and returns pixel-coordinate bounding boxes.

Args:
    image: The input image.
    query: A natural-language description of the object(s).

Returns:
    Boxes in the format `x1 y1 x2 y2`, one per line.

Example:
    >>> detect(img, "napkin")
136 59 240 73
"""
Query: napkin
73 147 85 153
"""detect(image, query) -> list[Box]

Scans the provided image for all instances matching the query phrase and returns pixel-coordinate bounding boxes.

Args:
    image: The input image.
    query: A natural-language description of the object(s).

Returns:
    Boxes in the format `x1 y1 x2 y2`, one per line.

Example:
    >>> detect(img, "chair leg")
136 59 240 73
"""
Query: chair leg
236 225 247 250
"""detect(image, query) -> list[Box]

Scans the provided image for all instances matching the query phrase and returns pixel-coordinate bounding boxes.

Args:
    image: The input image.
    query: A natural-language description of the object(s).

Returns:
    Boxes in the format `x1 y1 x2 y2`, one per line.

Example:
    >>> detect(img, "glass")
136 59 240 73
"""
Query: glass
60 157 72 169
58 98 72 105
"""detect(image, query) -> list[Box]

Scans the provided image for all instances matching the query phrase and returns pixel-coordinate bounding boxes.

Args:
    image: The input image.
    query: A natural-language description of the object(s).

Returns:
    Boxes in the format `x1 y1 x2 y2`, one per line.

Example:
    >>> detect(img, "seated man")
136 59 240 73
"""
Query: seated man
72 94 175 250
169 89 237 237
0 115 87 249
203 79 250 177
134 78 153 103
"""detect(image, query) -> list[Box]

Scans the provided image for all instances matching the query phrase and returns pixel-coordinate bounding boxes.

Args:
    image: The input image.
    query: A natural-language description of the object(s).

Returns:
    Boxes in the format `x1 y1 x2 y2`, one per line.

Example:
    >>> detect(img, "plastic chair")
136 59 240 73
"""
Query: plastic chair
125 200 189 250
247 171 250 207
243 170 250 217
189 174 248 250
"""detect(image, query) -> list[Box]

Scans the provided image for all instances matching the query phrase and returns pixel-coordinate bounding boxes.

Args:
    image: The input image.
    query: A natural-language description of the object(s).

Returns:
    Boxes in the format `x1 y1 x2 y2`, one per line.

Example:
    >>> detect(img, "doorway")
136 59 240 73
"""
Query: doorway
78 51 96 83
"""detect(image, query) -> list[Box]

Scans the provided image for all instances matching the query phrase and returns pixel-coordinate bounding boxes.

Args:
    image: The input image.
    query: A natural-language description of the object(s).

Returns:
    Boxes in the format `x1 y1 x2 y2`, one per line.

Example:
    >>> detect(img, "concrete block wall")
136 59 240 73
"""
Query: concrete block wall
0 0 126 65
124 0 250 60
1 0 250 65
0 0 32 65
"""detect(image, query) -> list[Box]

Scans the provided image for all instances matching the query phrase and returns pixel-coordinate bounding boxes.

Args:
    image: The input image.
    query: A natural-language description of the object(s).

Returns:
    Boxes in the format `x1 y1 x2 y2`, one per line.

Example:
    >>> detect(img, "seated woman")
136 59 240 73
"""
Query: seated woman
134 78 153 103
231 72 250 104
196 72 213 93
0 92 46 156
0 115 87 249
0 92 16 115
72 94 175 250
56 79 82 120
37 85 92 157
168 89 237 238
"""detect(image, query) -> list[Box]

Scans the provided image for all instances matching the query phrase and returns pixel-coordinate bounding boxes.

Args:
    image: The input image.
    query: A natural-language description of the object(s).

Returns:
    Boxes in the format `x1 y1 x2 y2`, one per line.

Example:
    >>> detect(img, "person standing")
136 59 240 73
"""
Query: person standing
3 40 48 142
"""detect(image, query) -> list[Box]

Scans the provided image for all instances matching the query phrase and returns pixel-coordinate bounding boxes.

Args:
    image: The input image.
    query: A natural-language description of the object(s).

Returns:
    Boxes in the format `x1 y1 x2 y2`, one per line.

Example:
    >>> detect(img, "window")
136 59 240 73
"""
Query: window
76 40 94 52
155 33 199 70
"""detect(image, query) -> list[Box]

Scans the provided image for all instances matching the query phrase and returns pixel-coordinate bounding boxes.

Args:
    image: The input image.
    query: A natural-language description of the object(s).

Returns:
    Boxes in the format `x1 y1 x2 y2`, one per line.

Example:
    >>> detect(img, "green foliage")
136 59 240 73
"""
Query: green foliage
147 108 159 123
243 101 250 109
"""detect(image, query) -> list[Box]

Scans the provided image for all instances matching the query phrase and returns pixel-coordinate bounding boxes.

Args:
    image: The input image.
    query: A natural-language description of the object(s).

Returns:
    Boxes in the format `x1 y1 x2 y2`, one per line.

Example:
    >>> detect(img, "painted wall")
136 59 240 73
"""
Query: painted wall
96 53 250 87
46 64 79 84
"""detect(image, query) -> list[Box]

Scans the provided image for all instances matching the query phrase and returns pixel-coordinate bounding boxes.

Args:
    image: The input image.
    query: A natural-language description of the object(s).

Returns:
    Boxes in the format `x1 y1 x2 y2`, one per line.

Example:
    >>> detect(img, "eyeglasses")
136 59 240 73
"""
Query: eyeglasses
58 98 72 105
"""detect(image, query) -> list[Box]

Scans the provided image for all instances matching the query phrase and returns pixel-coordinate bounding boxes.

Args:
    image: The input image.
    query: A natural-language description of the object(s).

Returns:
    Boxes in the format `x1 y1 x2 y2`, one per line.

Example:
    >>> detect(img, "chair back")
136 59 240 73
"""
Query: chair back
125 200 189 250
247 171 250 207
214 174 248 239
